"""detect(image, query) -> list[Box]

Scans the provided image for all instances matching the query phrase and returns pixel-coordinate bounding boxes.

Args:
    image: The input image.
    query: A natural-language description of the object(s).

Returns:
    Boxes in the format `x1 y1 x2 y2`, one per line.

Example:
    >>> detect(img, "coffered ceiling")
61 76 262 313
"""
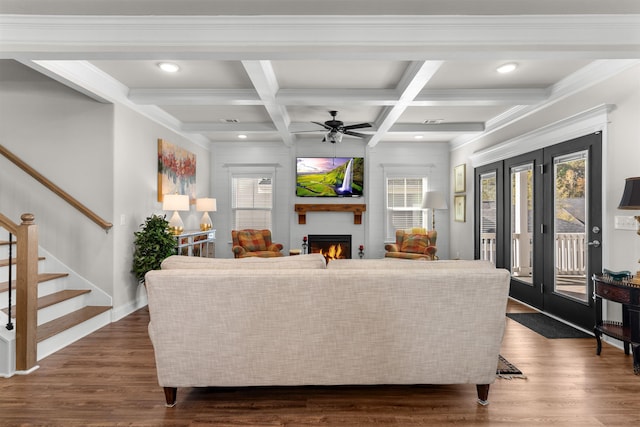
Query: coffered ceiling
2 1 639 148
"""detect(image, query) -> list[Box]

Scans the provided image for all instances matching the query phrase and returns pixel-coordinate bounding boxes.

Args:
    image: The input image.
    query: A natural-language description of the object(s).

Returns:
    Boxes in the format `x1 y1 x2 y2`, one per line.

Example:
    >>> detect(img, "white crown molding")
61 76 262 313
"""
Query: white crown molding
469 104 614 167
20 60 211 149
2 14 640 59
450 59 640 151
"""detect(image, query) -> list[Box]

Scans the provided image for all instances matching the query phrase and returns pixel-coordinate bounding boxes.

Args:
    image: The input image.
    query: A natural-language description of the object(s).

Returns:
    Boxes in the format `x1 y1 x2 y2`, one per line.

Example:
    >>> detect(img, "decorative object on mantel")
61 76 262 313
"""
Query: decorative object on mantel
163 193 189 235
618 176 640 285
294 204 366 225
196 198 216 231
421 191 448 230
358 244 364 259
302 236 308 254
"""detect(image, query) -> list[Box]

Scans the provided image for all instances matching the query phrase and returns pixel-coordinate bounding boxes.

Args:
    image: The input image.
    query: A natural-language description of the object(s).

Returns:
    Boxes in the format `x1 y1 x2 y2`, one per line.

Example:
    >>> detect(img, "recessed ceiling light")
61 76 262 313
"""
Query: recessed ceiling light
157 62 180 73
237 134 247 139
414 135 424 139
496 63 518 74
423 119 443 125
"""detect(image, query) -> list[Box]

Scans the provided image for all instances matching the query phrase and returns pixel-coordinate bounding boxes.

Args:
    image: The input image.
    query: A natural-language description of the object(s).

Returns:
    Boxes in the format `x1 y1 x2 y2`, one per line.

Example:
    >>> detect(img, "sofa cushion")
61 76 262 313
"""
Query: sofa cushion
328 258 495 269
237 231 267 251
399 234 429 254
161 253 327 270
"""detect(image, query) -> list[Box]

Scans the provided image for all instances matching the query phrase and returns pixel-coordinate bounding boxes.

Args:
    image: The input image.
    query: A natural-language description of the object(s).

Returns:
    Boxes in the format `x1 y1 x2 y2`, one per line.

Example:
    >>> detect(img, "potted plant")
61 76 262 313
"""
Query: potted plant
132 214 177 283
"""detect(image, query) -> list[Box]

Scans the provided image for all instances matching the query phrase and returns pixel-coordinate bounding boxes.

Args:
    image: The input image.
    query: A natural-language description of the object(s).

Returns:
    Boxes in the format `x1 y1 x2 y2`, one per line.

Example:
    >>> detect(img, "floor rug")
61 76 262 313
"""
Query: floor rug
497 355 526 379
506 313 592 339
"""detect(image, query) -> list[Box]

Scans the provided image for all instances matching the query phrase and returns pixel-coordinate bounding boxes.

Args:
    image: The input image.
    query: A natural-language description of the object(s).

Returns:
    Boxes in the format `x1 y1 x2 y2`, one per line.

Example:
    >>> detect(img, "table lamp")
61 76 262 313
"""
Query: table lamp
162 193 189 235
421 191 448 230
196 198 217 231
618 176 640 284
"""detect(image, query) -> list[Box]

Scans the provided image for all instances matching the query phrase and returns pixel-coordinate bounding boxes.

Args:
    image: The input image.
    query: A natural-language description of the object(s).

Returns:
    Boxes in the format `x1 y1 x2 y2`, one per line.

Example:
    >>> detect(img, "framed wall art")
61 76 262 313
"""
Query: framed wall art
454 195 466 222
454 163 466 193
157 138 196 202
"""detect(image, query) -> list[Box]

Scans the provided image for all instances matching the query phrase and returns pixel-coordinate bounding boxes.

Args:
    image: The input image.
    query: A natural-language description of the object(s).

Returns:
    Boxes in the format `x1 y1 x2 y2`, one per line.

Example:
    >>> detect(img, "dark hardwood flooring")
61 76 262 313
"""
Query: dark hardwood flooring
0 299 639 426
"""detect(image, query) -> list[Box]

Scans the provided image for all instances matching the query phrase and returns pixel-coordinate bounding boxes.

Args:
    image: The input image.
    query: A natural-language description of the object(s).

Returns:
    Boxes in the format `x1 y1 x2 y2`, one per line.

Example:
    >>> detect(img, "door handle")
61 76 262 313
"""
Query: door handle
588 240 601 248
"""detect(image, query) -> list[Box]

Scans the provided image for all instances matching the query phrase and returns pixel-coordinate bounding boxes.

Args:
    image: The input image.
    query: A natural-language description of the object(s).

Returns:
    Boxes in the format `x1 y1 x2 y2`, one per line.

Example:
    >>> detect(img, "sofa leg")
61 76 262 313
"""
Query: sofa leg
164 387 177 407
476 384 490 405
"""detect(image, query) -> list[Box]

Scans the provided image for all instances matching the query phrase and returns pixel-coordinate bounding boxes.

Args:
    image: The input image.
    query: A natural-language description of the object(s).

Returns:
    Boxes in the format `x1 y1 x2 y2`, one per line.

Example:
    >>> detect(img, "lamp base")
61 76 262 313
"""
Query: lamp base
168 225 184 235
168 210 184 235
199 211 212 231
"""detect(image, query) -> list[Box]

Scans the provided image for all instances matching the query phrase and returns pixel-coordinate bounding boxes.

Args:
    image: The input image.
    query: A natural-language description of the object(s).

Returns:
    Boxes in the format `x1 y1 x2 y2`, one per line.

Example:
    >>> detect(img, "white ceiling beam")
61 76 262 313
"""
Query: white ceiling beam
3 15 639 60
390 123 485 133
129 89 262 105
368 61 443 147
182 122 277 132
414 89 549 106
242 60 293 146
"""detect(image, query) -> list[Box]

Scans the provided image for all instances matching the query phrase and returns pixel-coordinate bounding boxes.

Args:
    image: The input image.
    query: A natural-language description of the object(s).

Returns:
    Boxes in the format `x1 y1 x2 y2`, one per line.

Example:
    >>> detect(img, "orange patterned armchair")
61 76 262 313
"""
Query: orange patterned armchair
384 228 438 260
231 229 284 258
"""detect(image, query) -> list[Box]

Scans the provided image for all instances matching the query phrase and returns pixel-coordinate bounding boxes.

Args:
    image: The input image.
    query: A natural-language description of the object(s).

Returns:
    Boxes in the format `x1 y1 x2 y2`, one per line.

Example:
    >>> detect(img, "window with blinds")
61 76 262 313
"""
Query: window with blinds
386 177 426 239
231 175 273 230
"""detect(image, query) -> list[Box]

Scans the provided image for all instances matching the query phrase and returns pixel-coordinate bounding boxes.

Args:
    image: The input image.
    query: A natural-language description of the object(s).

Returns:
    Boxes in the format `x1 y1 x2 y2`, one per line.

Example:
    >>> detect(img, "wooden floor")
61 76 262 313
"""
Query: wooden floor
1 300 639 426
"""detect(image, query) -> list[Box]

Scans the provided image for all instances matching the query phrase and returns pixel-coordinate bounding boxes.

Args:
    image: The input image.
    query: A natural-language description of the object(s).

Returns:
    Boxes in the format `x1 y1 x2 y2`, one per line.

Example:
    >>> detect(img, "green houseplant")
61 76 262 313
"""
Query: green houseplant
132 214 177 283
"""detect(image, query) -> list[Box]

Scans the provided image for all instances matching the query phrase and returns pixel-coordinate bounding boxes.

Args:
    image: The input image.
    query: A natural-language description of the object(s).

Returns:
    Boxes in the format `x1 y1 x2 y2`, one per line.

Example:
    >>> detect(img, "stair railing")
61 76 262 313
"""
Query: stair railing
6 231 13 331
0 144 112 232
0 212 39 372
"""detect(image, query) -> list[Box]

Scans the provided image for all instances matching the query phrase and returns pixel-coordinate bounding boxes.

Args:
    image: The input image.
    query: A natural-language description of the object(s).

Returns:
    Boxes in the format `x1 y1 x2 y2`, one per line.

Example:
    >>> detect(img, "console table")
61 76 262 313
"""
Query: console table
176 230 216 258
593 274 640 374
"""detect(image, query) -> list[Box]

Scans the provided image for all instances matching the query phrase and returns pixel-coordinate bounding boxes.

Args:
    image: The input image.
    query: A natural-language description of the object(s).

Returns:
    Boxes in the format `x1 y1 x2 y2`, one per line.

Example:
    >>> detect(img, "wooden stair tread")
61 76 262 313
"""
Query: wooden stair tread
3 289 89 317
37 306 111 342
0 256 46 267
0 272 69 293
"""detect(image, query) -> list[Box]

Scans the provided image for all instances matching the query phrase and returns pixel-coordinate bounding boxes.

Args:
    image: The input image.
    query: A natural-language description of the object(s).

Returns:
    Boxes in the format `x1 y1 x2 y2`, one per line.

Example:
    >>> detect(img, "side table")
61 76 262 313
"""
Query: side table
593 274 640 375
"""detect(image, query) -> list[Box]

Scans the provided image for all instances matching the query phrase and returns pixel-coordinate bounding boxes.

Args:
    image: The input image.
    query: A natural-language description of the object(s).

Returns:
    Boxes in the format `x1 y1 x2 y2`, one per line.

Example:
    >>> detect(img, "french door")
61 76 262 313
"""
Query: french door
475 133 602 330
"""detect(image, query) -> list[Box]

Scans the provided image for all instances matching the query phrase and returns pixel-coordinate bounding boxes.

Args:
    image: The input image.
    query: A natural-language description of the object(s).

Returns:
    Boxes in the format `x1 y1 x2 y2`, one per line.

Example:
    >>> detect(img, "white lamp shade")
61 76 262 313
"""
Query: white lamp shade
162 194 190 211
421 191 447 210
196 198 217 212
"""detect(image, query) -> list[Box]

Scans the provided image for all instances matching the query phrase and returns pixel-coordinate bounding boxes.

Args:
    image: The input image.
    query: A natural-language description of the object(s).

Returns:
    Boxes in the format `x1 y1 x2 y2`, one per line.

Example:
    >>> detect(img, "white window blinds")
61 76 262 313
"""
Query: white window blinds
232 175 273 230
386 177 426 237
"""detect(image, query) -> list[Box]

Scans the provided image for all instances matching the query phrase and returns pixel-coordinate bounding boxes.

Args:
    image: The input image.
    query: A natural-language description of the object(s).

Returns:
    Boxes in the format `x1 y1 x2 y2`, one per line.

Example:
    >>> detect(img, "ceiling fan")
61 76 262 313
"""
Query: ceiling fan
311 111 372 143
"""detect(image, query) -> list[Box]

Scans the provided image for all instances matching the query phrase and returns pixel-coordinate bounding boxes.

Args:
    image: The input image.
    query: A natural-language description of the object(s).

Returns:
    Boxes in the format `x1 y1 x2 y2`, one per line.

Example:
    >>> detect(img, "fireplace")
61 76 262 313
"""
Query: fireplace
308 234 351 262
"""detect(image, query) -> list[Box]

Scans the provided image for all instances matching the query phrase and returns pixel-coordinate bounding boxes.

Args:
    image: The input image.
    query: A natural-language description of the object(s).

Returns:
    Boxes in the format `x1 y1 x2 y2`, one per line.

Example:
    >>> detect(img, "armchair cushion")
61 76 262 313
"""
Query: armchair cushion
400 234 429 254
237 231 267 251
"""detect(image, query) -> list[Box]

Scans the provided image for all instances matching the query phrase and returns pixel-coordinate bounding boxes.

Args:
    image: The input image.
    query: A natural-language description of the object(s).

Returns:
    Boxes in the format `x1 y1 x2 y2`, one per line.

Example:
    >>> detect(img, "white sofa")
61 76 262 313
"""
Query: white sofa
146 255 510 407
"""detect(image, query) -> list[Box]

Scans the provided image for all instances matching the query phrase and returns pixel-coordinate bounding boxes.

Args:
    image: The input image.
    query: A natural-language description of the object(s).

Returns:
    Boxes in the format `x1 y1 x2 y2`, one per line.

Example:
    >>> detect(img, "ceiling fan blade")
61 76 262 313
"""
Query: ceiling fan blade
311 121 332 131
343 130 369 138
343 122 372 130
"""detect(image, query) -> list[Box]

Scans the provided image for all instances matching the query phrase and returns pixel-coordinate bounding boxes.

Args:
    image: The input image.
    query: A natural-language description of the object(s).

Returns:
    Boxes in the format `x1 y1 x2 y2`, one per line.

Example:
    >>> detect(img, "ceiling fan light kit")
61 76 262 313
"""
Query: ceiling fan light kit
313 110 372 143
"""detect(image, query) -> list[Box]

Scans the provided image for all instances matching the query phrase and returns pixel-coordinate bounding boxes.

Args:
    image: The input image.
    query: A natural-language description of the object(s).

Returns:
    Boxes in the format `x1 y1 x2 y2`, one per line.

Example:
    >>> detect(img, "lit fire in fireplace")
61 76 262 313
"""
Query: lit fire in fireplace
319 244 345 261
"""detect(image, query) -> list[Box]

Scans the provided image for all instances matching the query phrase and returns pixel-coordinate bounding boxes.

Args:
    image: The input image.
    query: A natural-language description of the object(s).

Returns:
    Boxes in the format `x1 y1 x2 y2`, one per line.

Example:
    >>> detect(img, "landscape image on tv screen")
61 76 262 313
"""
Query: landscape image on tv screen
296 157 364 197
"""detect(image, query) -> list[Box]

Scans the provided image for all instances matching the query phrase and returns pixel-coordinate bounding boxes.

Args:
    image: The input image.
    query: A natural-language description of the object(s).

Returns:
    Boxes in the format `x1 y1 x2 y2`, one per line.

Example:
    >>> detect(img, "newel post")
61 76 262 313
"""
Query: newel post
15 213 38 371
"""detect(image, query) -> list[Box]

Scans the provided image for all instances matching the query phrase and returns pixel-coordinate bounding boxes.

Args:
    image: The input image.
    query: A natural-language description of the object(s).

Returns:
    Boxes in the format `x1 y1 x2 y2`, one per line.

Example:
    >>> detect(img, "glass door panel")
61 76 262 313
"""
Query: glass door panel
479 171 497 265
510 164 534 285
553 151 589 302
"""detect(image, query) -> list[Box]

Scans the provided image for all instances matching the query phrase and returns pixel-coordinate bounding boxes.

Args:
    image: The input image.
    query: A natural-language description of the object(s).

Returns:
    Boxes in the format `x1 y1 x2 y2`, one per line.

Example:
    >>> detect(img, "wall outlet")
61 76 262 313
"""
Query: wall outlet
614 215 637 231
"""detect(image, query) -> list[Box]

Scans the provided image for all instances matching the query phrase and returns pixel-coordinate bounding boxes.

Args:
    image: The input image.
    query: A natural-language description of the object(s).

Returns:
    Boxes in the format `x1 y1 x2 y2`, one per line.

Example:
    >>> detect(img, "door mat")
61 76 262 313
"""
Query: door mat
506 313 592 339
497 355 526 379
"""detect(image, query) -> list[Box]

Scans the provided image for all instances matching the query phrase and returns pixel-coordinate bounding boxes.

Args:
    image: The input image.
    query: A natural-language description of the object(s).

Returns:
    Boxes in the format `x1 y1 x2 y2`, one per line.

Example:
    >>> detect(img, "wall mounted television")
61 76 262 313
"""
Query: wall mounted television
296 157 364 197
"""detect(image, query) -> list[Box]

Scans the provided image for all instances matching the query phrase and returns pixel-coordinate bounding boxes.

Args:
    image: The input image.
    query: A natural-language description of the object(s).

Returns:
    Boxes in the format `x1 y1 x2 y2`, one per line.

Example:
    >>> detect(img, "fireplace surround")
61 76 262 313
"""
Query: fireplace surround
308 234 351 261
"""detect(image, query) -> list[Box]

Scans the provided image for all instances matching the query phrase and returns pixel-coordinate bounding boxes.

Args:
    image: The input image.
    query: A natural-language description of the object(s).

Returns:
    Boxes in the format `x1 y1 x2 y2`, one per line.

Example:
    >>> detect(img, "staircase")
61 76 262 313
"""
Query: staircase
0 239 112 377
